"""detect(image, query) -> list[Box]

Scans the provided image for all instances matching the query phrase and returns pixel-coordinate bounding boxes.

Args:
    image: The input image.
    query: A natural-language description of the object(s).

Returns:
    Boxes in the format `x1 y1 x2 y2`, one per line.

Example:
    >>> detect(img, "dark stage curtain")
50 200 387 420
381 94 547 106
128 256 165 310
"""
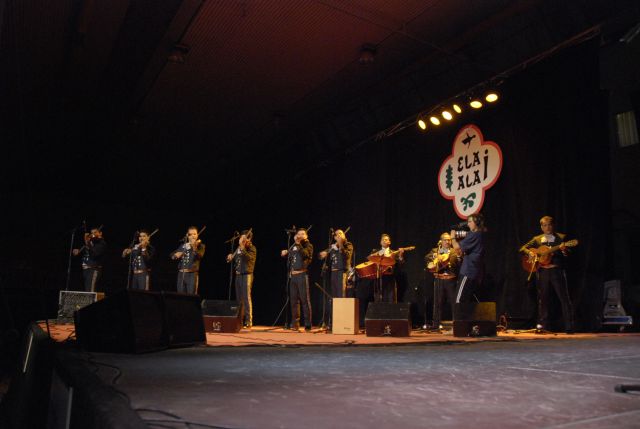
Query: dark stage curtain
258 40 609 330
0 41 609 332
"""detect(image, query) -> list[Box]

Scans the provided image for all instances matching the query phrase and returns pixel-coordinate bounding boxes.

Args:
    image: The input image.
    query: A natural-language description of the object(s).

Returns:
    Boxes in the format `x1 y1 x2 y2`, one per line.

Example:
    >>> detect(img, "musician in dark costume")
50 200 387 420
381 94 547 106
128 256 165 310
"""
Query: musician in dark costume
72 227 107 292
226 230 257 329
425 232 460 330
520 215 574 333
450 213 486 304
281 228 313 331
171 226 205 294
318 229 353 299
371 234 405 303
122 230 155 291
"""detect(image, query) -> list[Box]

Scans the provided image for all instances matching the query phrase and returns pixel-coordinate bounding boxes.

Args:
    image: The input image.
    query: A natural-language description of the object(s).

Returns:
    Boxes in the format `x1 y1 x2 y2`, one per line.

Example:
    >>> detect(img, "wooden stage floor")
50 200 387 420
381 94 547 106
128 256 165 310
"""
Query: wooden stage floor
42 322 612 347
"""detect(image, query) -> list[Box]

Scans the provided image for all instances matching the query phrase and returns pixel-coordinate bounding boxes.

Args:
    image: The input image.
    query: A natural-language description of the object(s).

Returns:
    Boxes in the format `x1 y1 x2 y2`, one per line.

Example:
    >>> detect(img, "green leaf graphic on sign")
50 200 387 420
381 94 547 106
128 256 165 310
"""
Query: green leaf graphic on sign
460 192 477 211
445 165 453 192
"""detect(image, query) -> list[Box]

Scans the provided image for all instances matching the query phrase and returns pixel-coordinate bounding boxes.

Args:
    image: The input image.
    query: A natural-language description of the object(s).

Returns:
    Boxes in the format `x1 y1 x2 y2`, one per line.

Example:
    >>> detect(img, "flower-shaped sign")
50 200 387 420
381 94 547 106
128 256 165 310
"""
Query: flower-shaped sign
438 124 502 219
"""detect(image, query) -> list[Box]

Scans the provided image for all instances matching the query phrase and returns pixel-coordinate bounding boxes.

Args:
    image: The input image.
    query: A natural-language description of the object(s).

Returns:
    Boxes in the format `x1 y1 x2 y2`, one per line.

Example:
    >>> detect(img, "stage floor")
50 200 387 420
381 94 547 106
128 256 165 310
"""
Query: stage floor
44 322 604 347
50 324 640 428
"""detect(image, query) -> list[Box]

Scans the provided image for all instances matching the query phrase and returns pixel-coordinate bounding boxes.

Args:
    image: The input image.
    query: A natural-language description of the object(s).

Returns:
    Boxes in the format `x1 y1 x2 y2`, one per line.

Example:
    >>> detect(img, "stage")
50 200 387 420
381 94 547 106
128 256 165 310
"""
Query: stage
44 322 599 347
42 323 640 428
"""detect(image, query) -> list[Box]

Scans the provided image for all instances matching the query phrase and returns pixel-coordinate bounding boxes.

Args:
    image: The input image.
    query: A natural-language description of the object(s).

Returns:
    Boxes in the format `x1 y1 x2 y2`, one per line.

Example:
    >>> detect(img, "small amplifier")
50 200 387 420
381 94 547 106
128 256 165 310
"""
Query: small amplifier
365 303 411 337
201 300 241 333
453 302 496 337
57 291 104 323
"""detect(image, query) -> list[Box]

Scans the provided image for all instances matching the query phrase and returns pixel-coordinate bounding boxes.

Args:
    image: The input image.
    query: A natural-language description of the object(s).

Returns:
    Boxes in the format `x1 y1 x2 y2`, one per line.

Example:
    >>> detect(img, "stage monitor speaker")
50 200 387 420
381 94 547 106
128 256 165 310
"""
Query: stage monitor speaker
163 292 205 347
453 302 496 337
57 291 104 323
201 300 241 333
365 302 411 337
74 290 167 353
332 298 359 335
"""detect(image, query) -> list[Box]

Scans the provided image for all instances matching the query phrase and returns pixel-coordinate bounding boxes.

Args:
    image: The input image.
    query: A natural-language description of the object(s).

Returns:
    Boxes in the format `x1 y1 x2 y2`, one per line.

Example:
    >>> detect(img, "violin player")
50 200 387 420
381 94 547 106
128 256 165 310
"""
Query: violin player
171 226 205 295
122 229 156 291
72 226 107 292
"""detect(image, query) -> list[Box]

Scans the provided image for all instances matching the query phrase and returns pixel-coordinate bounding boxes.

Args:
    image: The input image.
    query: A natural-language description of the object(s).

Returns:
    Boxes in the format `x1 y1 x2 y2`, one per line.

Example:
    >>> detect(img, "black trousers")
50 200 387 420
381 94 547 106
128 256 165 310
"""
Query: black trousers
455 275 478 304
433 277 456 327
290 273 312 328
177 271 199 295
328 271 348 326
131 272 150 291
235 273 253 325
330 271 347 298
82 267 101 292
537 267 574 331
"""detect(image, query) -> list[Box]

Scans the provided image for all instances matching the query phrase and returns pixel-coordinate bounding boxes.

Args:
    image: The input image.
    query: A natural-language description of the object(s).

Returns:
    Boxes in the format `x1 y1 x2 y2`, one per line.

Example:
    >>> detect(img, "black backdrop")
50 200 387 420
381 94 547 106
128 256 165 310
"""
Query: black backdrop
238 40 610 329
1 40 611 331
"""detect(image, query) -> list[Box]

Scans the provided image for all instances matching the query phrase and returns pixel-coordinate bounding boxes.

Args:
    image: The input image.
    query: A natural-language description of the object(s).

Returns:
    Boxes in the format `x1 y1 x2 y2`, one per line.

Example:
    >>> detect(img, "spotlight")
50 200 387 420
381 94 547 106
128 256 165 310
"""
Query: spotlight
442 110 453 121
417 118 427 130
430 116 441 126
470 99 483 109
453 104 462 114
485 92 499 103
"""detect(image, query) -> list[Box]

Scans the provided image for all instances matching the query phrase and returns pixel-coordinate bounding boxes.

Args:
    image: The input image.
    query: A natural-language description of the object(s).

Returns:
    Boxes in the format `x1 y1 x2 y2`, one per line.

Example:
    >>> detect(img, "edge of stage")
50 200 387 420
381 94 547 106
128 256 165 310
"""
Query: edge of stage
43 322 615 348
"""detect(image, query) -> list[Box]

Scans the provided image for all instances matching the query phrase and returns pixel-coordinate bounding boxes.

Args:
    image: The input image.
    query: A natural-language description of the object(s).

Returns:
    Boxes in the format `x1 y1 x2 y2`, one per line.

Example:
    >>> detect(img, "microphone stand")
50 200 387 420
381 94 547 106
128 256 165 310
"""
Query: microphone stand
314 282 332 333
431 245 442 331
64 222 83 291
125 231 138 290
272 226 295 328
225 231 240 300
319 228 333 329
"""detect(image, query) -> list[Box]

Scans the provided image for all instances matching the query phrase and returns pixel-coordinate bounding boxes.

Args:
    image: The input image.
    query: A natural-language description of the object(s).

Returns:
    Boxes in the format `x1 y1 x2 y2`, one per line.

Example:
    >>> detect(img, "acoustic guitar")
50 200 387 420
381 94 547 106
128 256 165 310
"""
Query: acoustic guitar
521 239 579 273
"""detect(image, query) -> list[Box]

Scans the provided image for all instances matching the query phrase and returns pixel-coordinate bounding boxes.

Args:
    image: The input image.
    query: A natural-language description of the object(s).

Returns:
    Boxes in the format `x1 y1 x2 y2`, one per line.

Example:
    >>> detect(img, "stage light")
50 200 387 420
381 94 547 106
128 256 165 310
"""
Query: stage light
429 116 440 126
442 110 453 121
470 99 483 109
453 104 462 114
417 118 427 130
485 92 499 103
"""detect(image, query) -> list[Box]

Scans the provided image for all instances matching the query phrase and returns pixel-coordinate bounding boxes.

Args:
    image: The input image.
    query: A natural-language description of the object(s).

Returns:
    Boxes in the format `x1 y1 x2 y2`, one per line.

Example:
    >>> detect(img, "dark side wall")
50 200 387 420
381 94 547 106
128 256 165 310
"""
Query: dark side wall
601 34 640 323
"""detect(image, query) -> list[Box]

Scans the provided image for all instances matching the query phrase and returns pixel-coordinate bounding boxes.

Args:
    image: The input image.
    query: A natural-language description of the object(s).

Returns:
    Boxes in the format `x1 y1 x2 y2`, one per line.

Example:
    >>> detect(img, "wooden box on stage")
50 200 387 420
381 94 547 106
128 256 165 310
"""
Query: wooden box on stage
365 303 411 337
201 300 241 333
332 298 359 335
453 302 496 337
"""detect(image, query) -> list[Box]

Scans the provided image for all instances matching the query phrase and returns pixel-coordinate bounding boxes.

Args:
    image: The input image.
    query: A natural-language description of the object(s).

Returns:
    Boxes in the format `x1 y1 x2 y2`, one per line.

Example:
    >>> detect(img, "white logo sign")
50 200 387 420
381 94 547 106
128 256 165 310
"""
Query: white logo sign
438 124 503 219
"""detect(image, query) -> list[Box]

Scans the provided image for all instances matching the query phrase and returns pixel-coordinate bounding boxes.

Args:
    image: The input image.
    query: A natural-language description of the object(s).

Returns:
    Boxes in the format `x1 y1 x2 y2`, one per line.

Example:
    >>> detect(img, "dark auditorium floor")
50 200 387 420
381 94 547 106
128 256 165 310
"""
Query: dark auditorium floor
84 334 640 429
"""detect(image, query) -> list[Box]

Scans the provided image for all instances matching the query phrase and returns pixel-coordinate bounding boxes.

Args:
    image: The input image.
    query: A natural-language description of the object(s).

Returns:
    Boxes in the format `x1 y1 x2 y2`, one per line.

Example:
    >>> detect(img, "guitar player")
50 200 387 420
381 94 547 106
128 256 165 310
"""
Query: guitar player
520 216 575 334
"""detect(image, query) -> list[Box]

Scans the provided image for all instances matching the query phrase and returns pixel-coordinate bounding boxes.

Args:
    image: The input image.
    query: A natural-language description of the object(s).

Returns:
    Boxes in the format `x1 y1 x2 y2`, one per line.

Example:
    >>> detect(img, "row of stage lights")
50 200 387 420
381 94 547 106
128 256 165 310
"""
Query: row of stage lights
417 90 499 131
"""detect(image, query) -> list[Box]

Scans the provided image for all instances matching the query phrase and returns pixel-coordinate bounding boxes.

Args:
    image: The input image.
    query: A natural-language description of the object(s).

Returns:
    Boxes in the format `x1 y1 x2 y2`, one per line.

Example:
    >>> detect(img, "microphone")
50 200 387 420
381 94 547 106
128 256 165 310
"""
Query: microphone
284 225 297 234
